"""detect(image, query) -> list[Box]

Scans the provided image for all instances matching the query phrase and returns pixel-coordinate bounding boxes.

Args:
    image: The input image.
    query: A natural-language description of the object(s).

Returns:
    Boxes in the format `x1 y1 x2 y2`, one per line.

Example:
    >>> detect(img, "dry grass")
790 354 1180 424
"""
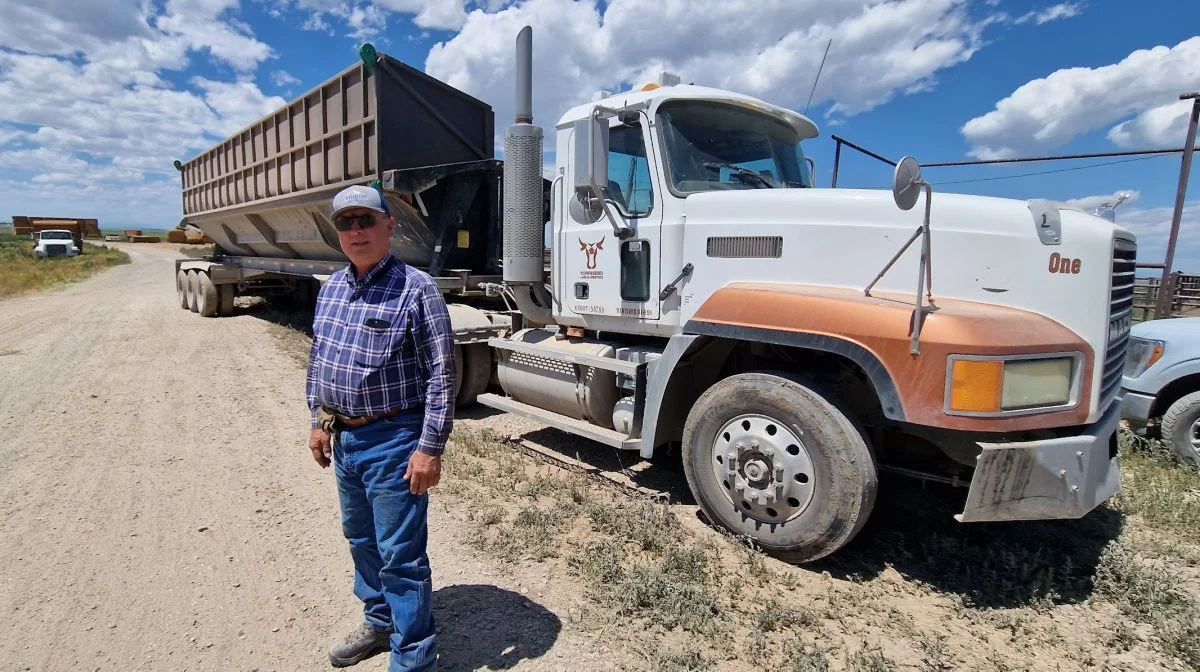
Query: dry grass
0 234 129 298
438 424 1200 672
253 298 1200 671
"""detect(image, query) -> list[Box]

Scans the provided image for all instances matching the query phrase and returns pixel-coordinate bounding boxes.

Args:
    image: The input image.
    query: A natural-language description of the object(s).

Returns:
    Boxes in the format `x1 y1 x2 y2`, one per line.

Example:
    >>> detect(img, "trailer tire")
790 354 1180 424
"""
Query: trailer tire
218 284 235 317
177 270 189 309
456 343 492 407
681 371 877 564
186 271 200 313
196 272 218 317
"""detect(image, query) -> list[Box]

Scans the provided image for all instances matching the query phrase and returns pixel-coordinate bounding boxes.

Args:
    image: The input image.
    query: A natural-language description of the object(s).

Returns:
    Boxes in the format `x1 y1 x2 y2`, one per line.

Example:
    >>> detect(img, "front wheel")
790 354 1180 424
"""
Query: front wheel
681 372 877 564
1161 391 1200 467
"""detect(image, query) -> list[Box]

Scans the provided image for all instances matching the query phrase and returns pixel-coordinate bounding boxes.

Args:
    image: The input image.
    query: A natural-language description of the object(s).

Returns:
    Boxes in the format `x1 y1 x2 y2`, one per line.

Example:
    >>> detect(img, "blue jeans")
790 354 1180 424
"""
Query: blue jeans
334 409 436 671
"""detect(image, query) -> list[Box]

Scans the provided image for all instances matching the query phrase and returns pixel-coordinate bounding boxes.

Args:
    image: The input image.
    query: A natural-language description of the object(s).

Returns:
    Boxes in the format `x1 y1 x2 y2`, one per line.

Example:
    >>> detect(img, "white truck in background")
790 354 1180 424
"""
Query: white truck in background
173 27 1134 563
33 229 81 257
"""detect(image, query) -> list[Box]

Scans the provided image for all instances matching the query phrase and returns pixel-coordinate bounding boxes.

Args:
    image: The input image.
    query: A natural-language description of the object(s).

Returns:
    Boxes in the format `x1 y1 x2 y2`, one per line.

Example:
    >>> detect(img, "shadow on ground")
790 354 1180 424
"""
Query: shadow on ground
239 297 314 336
806 474 1126 608
488 419 1124 610
491 422 694 504
433 584 562 671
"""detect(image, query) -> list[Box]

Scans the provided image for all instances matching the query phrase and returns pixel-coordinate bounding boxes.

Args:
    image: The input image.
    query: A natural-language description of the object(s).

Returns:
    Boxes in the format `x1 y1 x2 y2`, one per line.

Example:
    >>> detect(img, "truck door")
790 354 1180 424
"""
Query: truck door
558 119 662 323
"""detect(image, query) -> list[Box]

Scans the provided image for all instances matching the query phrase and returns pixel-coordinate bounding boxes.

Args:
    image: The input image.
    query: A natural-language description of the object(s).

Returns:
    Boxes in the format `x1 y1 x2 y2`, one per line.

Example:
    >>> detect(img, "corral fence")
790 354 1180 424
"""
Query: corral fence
1134 273 1200 322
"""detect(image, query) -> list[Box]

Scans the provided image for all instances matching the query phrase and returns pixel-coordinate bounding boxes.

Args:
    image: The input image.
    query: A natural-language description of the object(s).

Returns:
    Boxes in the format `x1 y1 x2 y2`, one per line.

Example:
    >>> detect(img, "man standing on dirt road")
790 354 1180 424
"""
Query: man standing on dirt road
306 184 455 671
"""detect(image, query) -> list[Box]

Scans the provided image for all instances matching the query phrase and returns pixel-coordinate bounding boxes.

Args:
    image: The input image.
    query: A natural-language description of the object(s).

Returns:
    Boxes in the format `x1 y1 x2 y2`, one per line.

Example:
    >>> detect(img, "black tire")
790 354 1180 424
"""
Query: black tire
186 271 200 313
681 371 877 564
455 343 492 407
196 272 218 317
1161 391 1200 467
176 269 189 309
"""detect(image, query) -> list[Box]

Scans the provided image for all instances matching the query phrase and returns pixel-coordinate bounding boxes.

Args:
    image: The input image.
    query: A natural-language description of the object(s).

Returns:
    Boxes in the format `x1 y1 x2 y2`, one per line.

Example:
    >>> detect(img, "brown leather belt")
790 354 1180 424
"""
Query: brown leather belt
333 407 407 429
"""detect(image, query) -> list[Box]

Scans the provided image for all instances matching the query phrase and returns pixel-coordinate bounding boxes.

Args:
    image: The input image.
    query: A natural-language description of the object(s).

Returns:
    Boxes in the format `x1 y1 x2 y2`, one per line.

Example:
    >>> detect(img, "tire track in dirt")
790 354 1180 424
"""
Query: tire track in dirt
0 243 631 672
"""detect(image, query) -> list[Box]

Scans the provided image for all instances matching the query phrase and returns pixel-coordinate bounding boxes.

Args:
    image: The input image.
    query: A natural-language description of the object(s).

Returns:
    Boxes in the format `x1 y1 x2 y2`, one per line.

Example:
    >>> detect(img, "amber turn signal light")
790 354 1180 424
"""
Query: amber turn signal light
948 359 1004 413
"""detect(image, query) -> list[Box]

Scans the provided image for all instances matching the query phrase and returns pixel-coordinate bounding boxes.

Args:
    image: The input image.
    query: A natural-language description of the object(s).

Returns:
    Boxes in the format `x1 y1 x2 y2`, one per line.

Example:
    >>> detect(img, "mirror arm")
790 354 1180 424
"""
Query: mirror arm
599 196 634 239
864 175 936 356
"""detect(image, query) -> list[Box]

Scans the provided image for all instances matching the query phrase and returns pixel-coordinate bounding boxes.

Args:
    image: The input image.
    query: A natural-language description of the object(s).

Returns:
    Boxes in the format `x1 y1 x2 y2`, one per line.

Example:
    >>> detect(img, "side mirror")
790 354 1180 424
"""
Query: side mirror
892 156 923 211
573 112 609 197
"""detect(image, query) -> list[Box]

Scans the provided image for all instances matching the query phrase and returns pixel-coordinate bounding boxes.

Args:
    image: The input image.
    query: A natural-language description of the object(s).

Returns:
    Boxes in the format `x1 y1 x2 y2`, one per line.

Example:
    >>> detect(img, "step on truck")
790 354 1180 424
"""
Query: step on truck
174 27 1134 563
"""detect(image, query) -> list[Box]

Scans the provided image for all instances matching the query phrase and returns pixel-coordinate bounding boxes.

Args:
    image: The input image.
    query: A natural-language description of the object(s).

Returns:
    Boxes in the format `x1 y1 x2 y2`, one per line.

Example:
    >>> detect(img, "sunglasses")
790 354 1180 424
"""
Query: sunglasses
333 213 379 231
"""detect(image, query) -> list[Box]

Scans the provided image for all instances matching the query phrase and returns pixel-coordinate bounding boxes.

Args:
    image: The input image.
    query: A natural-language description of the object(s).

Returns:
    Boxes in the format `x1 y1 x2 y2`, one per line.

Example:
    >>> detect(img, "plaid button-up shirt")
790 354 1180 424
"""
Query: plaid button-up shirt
306 254 455 456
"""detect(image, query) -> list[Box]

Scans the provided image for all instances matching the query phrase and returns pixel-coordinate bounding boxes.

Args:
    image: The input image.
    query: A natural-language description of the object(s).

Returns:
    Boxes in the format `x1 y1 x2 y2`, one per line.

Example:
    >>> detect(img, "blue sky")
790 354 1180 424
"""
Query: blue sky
0 0 1196 271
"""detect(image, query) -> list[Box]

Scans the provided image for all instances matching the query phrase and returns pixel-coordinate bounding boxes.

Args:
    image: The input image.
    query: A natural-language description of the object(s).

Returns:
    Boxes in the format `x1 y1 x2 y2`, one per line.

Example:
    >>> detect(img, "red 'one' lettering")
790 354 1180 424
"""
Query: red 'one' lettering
1048 252 1081 274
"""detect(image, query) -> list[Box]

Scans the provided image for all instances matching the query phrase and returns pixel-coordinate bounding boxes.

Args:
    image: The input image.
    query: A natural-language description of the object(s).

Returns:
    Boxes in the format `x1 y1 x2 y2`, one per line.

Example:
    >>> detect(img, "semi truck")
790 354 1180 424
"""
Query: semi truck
173 27 1134 563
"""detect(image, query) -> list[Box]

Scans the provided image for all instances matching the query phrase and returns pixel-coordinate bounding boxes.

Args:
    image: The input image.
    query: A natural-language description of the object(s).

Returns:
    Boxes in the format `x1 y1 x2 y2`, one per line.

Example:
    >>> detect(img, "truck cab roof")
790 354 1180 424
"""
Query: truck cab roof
555 82 820 141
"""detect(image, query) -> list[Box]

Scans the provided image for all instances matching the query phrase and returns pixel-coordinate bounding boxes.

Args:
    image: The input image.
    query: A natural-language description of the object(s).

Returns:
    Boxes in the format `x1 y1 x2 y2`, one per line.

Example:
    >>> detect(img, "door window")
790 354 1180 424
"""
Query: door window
604 124 653 216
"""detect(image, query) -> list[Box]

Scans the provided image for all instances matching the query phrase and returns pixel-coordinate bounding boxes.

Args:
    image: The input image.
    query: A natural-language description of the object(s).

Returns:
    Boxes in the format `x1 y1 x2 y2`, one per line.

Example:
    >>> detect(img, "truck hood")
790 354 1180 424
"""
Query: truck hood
1130 316 1200 341
682 187 1130 244
678 186 1132 423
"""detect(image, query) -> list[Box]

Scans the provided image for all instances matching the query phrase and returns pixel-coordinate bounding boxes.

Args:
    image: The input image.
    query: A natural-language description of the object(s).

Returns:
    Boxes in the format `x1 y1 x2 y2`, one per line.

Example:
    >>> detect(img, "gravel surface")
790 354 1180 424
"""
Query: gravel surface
0 243 640 672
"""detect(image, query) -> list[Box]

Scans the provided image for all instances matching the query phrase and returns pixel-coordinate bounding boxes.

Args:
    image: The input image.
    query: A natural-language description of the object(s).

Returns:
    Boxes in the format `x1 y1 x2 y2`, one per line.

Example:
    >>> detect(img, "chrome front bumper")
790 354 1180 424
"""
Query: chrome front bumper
1120 390 1155 425
956 400 1122 523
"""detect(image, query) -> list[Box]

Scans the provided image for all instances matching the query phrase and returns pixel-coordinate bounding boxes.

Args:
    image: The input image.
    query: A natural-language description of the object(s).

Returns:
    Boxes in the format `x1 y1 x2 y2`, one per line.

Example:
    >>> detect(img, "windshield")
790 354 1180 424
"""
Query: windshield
41 231 73 240
657 101 811 193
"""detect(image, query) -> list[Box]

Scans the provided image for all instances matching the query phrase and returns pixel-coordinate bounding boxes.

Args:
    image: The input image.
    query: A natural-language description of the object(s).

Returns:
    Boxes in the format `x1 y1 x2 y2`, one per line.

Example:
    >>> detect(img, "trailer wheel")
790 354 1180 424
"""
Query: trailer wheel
196 272 218 317
177 270 189 309
681 371 877 564
218 284 235 317
456 343 492 407
186 271 200 313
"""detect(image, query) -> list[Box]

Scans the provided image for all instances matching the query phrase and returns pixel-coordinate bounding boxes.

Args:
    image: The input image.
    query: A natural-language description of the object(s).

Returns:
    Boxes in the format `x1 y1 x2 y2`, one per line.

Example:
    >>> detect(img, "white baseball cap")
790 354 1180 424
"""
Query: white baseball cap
331 185 391 219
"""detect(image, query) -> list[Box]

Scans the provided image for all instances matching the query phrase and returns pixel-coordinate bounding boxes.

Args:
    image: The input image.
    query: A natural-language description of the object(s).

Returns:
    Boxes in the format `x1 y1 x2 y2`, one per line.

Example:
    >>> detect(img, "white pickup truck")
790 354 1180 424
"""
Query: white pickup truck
33 230 81 258
1122 317 1200 465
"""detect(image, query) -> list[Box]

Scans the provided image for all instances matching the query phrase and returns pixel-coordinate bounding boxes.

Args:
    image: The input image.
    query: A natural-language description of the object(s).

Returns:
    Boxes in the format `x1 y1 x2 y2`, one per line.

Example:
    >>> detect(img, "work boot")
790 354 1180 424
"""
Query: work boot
328 622 391 668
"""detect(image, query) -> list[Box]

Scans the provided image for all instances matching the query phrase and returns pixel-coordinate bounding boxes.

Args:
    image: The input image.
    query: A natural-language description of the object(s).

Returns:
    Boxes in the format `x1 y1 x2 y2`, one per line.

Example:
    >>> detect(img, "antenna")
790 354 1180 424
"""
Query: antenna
804 38 833 116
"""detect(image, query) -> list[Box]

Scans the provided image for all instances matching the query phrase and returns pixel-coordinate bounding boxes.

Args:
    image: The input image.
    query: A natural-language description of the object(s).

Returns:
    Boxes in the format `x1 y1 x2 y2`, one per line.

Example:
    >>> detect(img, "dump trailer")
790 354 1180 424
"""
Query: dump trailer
176 27 1134 563
13 216 99 240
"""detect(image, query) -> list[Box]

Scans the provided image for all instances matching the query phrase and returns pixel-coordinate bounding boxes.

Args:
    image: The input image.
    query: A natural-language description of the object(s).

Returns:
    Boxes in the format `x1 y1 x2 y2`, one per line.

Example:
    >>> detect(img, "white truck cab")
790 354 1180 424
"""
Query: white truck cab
489 33 1134 561
34 230 80 258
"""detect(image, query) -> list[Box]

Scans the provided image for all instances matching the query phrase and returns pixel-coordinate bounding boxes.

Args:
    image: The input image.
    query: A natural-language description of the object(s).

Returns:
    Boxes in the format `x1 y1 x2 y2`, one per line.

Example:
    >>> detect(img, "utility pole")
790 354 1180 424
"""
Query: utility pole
1156 92 1200 319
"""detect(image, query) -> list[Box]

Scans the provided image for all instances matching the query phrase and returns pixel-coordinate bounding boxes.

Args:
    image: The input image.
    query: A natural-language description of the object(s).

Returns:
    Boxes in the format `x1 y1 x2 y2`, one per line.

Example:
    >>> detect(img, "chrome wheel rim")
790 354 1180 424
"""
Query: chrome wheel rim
711 414 816 523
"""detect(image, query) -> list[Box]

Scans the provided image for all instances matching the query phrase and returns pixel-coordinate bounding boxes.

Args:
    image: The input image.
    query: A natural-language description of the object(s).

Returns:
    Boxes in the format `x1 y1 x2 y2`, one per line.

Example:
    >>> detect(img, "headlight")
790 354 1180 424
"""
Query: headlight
947 354 1081 415
1124 337 1164 378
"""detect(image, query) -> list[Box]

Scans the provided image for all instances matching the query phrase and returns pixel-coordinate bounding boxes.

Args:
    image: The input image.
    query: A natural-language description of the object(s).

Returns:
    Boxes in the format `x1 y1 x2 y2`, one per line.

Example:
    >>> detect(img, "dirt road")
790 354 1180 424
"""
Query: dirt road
0 244 627 672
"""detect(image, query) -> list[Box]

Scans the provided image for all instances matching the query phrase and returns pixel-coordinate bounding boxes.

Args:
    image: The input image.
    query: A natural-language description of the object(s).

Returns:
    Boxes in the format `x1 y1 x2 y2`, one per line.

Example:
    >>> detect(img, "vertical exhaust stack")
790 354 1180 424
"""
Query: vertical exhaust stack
503 25 545 286
503 26 553 325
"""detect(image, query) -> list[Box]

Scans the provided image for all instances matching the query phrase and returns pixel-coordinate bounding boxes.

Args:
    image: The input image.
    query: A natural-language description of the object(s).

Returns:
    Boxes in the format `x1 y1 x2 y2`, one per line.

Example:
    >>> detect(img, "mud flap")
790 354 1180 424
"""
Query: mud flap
956 401 1122 523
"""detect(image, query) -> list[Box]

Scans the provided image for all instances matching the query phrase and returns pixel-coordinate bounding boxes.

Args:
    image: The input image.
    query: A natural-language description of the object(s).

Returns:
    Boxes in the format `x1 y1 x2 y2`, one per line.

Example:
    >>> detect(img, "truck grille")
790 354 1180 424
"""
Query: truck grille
46 244 68 256
1102 238 1136 406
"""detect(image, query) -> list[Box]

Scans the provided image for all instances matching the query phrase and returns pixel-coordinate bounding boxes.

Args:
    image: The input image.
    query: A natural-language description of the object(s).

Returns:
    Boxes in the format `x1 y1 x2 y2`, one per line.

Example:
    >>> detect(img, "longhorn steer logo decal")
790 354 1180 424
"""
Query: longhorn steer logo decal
580 237 605 270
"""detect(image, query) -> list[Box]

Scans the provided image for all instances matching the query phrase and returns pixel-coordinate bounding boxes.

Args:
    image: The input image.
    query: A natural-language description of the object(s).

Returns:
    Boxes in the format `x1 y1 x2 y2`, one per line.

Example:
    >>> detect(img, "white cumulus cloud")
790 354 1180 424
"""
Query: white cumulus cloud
1013 2 1082 25
272 70 302 87
962 36 1200 159
283 0 469 36
1112 202 1200 273
1064 190 1141 214
424 0 993 145
0 0 284 229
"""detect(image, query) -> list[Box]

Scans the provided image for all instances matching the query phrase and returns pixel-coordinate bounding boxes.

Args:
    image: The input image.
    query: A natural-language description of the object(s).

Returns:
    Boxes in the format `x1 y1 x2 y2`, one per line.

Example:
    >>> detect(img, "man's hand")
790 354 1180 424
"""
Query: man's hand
404 451 442 495
309 428 332 468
